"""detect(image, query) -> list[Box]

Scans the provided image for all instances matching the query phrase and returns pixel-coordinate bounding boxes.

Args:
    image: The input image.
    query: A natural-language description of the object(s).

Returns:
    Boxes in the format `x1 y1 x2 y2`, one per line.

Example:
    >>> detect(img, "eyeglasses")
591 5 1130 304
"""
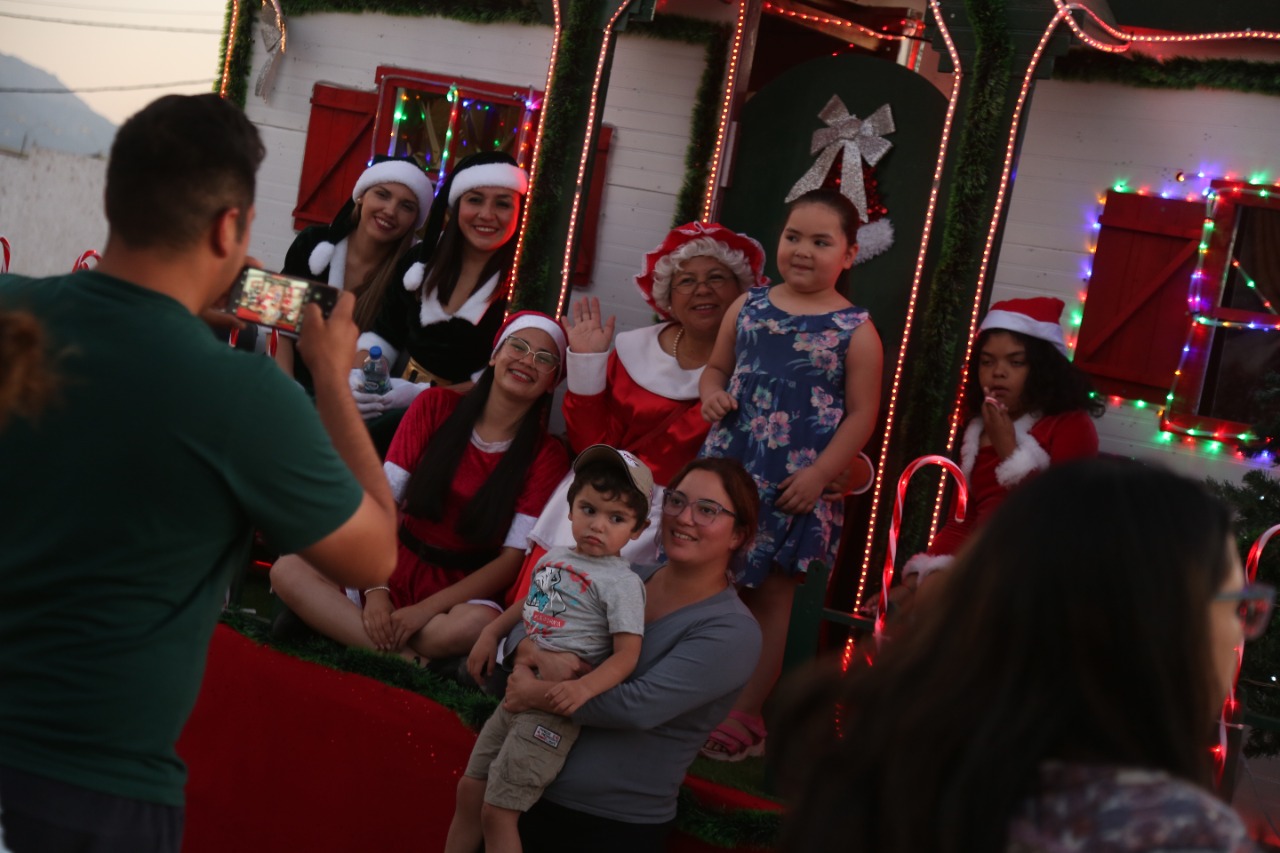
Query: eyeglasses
671 271 735 293
503 336 561 373
1215 582 1276 641
662 489 736 527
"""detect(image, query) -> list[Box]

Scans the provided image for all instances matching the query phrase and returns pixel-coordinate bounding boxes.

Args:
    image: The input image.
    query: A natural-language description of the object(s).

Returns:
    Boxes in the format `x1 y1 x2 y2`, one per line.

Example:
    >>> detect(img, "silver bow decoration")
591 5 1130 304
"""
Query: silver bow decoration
254 0 288 100
785 97 895 224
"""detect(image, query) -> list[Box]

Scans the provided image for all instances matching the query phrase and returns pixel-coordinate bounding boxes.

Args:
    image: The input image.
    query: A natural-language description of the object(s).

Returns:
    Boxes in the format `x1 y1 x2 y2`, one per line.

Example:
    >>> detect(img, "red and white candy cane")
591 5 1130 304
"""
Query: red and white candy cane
876 455 968 641
72 249 101 271
1 236 10 273
1215 523 1280 782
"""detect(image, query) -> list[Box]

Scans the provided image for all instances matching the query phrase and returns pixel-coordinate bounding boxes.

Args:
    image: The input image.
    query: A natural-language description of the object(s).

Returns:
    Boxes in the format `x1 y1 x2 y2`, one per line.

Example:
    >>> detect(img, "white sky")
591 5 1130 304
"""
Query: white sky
0 0 225 126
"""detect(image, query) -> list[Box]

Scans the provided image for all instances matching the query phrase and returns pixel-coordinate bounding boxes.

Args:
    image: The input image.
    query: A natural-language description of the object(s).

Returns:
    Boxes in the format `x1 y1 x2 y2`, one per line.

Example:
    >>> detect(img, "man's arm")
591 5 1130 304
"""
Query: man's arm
295 296 397 589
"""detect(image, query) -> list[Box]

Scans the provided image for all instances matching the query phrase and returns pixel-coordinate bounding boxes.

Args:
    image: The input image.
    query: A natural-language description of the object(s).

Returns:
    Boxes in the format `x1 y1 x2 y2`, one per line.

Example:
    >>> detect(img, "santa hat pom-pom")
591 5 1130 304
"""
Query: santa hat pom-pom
854 219 894 265
403 261 426 291
308 241 336 277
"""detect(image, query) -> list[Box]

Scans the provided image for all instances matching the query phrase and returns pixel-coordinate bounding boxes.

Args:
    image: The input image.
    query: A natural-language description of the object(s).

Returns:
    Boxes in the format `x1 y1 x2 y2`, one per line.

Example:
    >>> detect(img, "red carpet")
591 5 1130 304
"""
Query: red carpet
177 626 476 852
177 626 779 852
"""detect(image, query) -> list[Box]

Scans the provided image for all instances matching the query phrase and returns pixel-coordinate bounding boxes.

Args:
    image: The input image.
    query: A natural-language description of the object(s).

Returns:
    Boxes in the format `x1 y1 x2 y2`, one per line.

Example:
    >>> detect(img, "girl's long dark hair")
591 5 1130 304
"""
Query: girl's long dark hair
964 328 1105 419
773 458 1234 853
401 367 552 546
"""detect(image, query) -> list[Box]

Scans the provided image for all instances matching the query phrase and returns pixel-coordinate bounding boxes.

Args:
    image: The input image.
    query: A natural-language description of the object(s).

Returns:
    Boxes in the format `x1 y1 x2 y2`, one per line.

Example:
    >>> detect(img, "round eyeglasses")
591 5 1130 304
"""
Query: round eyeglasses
503 336 561 373
1214 582 1276 641
662 489 736 527
671 271 735 293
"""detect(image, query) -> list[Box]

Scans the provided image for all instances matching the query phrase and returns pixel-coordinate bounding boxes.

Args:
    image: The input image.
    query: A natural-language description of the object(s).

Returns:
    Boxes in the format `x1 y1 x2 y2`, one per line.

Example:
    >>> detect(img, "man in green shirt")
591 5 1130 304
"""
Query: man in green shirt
0 94 398 853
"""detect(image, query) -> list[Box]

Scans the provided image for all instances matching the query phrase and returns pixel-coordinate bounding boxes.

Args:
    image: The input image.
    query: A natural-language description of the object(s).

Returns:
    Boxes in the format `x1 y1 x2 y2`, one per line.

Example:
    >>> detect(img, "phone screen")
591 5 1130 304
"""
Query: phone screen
227 268 338 333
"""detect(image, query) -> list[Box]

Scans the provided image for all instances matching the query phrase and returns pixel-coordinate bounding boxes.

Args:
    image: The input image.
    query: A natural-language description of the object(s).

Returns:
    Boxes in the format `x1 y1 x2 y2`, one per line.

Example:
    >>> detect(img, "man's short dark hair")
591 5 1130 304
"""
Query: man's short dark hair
105 94 265 250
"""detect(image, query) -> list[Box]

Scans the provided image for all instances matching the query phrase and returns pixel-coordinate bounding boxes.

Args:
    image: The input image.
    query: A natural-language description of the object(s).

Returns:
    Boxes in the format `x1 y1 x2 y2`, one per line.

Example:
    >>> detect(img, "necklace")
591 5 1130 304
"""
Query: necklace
671 325 685 360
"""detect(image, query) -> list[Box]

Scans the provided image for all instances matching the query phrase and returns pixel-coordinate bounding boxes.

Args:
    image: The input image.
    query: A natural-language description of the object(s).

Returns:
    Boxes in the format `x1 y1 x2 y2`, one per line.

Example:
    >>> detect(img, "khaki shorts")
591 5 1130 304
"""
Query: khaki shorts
464 705 582 812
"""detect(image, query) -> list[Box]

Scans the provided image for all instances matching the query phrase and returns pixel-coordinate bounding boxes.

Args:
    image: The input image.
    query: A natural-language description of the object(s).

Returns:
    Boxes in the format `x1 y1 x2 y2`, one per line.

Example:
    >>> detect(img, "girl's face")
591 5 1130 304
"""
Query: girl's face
491 327 559 400
777 202 857 294
1209 539 1247 706
668 255 739 340
457 186 520 254
977 331 1029 418
661 468 745 567
357 182 419 245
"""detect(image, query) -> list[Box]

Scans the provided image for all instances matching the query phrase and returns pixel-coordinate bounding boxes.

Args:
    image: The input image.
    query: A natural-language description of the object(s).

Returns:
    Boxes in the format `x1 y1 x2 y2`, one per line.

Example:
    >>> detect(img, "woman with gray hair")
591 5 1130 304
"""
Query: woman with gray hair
523 223 769 570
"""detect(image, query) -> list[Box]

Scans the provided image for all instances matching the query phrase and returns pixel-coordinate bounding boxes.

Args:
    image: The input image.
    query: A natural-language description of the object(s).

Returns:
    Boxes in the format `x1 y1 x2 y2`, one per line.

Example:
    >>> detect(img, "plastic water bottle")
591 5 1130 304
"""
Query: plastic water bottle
362 346 391 395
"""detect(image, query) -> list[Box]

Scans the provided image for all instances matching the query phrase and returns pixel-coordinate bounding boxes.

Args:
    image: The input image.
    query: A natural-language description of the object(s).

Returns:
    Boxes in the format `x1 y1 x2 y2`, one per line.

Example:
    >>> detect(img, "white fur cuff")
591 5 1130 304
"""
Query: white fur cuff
566 349 609 396
995 434 1051 487
902 553 954 582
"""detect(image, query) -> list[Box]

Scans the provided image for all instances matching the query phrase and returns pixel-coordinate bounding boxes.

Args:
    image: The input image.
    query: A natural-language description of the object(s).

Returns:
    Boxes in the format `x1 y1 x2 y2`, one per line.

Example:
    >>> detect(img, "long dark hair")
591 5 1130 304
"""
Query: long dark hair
964 328 1105 419
773 458 1235 853
401 367 552 546
419 200 518 308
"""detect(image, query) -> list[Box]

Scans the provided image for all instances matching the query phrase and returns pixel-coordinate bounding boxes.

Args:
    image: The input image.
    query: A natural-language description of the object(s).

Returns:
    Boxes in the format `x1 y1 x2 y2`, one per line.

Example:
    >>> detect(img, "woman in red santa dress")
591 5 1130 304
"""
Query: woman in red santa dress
902 297 1104 592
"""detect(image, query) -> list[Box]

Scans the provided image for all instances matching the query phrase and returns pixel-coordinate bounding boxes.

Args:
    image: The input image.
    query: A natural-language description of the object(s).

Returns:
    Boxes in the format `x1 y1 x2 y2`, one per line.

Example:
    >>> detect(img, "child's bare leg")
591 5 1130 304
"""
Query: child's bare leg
443 775 486 853
480 803 524 853
269 555 376 649
722 573 801 739
407 603 499 660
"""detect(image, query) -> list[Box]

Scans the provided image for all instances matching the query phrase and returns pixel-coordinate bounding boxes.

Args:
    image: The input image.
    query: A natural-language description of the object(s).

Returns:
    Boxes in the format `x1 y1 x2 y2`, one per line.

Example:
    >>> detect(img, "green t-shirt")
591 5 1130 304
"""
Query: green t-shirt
0 271 364 806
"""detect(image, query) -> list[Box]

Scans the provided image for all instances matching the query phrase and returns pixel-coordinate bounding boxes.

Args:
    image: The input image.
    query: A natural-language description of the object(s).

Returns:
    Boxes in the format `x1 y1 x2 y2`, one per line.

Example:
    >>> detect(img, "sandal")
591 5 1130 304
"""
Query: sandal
700 710 766 762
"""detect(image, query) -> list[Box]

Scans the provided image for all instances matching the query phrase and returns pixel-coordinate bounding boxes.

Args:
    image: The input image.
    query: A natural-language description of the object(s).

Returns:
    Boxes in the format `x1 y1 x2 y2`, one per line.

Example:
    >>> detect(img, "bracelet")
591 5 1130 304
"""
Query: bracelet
364 585 391 595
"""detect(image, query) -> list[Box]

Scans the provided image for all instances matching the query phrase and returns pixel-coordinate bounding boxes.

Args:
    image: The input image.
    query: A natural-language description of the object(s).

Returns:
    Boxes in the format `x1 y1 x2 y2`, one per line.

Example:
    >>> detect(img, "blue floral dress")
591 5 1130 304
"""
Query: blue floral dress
701 286 870 587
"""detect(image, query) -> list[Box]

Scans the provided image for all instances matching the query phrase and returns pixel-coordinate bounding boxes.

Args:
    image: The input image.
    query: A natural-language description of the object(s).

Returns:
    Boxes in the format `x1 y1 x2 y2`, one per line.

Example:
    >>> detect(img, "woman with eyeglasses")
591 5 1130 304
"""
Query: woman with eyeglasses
271 312 570 661
772 457 1270 853
499 457 763 853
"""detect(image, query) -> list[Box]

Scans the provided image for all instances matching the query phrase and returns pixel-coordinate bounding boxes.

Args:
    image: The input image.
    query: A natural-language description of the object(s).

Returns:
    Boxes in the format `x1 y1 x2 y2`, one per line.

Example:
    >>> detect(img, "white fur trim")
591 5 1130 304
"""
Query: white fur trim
419 271 501 328
308 241 336 278
384 461 411 503
981 309 1068 356
566 349 609 396
402 261 427 292
447 162 529 206
994 414 1050 487
357 332 397 366
958 418 983 481
614 324 700 400
504 511 538 550
902 553 954 582
494 313 568 362
854 218 894 265
353 161 434 230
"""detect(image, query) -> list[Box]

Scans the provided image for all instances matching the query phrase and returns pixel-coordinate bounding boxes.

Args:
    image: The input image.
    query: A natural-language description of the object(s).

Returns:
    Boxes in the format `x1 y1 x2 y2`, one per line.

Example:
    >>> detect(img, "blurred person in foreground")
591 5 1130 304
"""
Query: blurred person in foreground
0 94 397 853
774 457 1269 853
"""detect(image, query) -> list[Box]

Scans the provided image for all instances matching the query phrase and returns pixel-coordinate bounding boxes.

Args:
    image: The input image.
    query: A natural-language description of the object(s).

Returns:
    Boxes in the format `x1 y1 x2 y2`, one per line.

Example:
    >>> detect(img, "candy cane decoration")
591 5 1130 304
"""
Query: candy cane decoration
1215 522 1280 783
72 249 101 271
876 455 968 641
1 236 10 273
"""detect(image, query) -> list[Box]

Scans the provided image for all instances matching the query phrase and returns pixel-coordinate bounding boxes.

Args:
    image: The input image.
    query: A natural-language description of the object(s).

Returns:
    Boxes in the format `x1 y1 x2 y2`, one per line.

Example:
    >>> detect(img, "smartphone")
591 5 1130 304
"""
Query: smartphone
225 267 340 334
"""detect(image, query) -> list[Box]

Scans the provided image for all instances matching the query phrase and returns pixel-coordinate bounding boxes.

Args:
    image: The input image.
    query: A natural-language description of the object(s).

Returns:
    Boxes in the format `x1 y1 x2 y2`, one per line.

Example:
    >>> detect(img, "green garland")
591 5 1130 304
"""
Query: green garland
672 25 730 227
217 0 258 108
890 0 1014 559
1053 48 1280 96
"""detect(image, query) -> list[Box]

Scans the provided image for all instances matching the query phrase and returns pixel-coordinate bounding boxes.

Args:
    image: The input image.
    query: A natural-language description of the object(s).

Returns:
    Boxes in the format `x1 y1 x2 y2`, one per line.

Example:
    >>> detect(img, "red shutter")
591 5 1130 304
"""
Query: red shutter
293 84 379 231
1074 190 1204 402
571 124 614 288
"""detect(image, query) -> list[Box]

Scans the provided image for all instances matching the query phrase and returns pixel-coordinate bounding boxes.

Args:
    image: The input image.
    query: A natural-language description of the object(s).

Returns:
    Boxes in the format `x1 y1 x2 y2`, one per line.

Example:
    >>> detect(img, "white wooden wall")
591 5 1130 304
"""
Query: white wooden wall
992 78 1280 484
241 12 713 338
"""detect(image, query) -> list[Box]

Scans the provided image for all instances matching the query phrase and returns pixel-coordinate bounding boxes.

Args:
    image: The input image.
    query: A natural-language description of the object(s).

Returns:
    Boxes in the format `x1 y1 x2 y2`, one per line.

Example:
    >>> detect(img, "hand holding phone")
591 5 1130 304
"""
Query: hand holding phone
224 267 340 334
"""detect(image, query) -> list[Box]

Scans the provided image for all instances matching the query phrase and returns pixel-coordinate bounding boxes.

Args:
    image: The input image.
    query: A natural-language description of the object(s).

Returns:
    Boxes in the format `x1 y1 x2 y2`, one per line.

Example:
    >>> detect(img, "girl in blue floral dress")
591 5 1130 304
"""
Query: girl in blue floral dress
697 188 883 760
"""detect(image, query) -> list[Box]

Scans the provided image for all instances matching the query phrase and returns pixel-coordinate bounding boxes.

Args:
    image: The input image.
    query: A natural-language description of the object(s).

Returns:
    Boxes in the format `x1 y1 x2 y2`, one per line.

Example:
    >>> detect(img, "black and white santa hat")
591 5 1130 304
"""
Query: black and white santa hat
306 156 434 279
400 151 528 292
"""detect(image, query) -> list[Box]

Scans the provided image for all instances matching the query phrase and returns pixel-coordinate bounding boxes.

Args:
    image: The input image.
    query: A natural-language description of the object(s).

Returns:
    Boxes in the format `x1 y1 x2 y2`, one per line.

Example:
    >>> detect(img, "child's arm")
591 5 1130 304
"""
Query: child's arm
545 632 642 716
466 597 526 684
699 292 749 422
777 321 884 514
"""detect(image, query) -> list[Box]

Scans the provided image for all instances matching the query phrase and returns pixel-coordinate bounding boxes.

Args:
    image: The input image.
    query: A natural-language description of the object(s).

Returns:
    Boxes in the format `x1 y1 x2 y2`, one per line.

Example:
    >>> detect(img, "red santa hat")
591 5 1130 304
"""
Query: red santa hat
980 297 1069 357
491 310 568 383
634 222 768 320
